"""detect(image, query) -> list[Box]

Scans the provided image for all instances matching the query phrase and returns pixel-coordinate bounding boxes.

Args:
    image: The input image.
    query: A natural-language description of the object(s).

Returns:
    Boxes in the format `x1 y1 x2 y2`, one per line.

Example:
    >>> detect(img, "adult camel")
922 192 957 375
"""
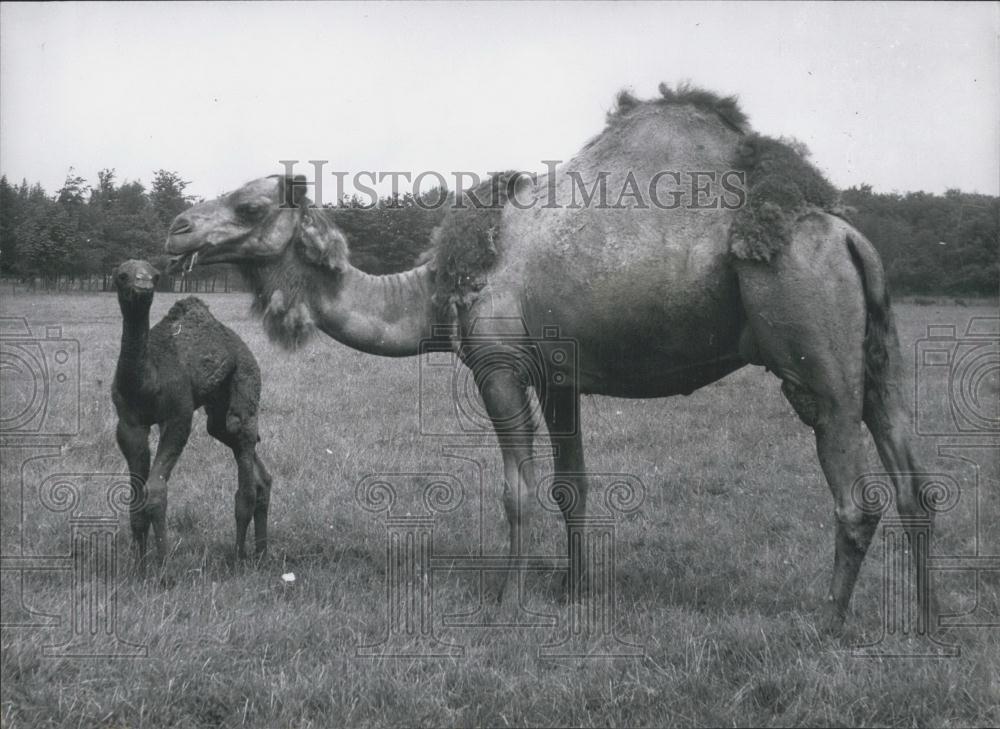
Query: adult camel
165 84 932 630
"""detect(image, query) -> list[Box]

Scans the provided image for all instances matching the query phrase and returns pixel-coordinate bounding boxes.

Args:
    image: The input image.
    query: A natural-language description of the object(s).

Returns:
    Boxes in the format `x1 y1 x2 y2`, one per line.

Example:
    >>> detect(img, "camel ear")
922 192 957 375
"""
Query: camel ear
296 207 349 272
279 174 312 209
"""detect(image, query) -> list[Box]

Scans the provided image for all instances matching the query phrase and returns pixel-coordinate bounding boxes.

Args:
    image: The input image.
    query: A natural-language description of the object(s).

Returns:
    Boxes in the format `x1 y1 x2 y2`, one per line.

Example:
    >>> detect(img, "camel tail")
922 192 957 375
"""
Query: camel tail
844 231 903 421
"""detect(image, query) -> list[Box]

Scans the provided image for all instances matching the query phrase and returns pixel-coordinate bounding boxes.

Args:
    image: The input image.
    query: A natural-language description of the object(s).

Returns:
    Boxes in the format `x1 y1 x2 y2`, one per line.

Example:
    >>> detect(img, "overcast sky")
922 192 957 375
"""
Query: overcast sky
2 1 997 201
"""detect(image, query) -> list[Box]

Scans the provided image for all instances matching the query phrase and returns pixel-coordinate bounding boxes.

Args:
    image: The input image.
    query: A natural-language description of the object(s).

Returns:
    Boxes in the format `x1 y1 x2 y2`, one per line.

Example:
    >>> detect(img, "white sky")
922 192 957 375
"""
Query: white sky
2 1 997 200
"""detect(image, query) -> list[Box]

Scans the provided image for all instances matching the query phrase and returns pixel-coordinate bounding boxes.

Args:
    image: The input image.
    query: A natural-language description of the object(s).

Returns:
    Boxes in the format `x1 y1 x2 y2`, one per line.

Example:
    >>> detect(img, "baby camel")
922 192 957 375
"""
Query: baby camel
112 259 272 573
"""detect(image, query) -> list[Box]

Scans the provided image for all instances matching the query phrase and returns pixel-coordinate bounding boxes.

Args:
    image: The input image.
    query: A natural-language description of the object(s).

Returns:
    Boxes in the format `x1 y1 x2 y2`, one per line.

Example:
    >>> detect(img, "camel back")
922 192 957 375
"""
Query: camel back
427 83 844 315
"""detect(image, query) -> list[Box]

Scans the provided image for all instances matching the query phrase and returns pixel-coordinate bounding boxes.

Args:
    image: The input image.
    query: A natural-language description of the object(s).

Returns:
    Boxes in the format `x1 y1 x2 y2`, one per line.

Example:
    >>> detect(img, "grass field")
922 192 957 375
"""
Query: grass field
1 291 997 728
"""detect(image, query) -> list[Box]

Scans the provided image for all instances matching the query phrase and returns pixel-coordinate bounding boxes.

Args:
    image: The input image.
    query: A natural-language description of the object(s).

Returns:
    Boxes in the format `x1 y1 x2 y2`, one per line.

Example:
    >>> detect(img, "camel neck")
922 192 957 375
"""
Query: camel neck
117 302 151 393
313 263 436 357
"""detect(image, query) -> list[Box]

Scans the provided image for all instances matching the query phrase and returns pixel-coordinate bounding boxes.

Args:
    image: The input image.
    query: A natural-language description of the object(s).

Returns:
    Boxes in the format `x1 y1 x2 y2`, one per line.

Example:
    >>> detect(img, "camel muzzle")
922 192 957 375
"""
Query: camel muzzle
166 251 199 275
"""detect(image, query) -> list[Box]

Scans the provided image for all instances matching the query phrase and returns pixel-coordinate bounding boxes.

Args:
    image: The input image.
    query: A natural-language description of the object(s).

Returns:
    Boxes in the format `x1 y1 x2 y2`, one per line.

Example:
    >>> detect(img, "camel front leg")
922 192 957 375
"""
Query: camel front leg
146 414 192 569
475 364 537 602
543 386 589 599
116 419 151 575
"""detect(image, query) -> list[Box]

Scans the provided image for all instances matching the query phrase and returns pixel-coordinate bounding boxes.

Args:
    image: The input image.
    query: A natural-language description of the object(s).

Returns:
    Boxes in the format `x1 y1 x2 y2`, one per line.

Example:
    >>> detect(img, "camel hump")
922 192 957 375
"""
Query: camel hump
166 296 213 321
156 295 260 395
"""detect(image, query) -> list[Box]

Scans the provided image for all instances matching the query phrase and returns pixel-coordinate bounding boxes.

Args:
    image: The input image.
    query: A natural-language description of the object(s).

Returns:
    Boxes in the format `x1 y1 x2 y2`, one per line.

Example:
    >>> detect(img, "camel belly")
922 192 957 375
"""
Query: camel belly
568 310 746 397
519 257 747 398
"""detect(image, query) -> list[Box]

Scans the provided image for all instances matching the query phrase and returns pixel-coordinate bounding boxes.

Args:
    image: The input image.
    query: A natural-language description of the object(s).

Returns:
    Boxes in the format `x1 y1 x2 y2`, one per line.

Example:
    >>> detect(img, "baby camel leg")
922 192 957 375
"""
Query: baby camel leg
206 402 265 560
145 414 192 568
116 419 151 574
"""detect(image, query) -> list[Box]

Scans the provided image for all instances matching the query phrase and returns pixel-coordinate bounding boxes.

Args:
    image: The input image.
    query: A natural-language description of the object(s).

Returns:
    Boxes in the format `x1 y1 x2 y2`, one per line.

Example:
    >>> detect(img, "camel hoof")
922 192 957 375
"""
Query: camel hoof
821 602 847 637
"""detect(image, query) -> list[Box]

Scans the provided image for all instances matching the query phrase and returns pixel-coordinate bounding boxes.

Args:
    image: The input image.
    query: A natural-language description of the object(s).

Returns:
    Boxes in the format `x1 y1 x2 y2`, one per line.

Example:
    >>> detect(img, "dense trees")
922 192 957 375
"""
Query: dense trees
0 169 996 296
1 170 174 278
328 190 446 274
841 185 998 296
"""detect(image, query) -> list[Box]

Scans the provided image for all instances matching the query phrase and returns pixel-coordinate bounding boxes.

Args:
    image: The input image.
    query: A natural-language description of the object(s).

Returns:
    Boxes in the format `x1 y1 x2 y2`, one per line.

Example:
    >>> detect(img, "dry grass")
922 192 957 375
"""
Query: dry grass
1 292 997 727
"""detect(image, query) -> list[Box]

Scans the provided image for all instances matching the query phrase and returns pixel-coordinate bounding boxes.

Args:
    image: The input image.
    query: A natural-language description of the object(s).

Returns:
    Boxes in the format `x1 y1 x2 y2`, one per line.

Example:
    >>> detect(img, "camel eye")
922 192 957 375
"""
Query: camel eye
236 202 266 220
117 272 128 282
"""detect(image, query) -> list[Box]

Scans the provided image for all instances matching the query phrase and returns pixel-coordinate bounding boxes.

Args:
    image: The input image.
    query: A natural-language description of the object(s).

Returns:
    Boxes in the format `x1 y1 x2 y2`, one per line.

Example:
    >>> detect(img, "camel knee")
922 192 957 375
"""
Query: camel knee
226 411 251 436
143 480 168 516
834 505 880 555
234 489 255 520
254 457 272 488
502 479 531 525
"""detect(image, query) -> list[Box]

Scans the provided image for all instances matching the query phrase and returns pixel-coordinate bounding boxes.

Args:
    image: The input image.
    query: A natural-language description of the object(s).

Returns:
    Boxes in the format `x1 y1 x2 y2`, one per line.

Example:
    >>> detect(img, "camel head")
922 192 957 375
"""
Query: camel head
164 175 348 274
113 259 160 308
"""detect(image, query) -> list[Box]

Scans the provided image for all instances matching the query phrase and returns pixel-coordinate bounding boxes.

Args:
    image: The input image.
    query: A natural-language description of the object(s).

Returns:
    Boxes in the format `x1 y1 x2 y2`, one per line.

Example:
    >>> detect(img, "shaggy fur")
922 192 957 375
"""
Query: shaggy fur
728 133 839 262
241 202 350 350
242 252 324 351
606 81 750 133
430 171 524 321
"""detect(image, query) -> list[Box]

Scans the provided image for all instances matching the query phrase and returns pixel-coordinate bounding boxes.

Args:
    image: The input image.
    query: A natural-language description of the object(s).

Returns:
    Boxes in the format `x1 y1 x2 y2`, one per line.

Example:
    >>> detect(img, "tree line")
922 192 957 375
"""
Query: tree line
0 170 996 296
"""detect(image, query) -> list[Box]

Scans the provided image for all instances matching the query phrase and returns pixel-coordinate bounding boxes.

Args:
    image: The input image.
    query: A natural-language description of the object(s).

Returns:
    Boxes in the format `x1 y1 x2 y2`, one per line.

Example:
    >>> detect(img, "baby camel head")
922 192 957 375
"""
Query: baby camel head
113 259 160 309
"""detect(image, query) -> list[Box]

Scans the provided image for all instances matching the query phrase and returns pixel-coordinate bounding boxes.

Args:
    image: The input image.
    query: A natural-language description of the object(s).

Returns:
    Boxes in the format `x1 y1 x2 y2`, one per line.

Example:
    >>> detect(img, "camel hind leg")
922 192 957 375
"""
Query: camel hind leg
205 371 267 560
251 453 272 556
737 216 884 630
